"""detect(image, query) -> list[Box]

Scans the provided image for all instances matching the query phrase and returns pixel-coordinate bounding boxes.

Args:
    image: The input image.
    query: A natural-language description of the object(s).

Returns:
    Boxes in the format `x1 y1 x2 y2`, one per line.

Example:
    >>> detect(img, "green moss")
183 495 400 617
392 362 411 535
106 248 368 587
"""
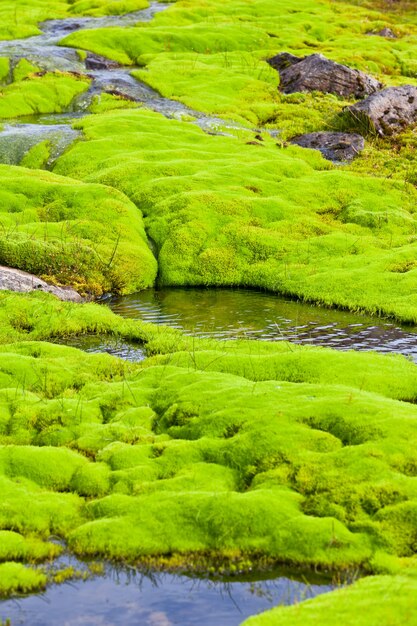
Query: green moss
0 301 417 584
12 58 40 82
0 58 10 84
89 92 141 114
0 165 157 294
54 108 417 322
242 574 417 626
0 0 149 41
60 0 417 132
0 294 417 604
0 72 90 120
0 531 61 562
0 562 47 596
20 141 51 169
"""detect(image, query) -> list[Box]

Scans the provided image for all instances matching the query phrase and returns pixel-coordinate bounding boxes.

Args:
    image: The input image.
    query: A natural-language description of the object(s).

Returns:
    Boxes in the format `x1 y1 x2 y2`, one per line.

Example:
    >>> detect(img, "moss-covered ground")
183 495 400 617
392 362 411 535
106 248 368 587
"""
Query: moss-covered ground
52 108 417 322
0 72 90 120
0 0 149 41
0 293 416 619
0 165 156 295
4 0 417 622
0 291 416 625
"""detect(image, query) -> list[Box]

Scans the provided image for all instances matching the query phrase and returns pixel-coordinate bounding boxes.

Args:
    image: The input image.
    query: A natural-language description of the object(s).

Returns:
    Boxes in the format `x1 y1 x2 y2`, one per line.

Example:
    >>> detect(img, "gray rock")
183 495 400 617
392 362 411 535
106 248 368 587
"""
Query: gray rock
290 131 365 162
346 85 417 136
0 266 83 302
85 53 121 70
267 53 383 98
367 27 397 38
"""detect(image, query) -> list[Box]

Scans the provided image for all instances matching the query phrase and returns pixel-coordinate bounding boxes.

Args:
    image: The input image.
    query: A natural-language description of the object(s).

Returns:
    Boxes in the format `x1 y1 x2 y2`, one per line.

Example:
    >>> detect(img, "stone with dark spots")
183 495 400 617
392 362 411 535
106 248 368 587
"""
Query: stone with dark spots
85 53 121 71
267 53 383 99
290 131 365 162
367 27 397 38
346 85 417 136
0 266 83 302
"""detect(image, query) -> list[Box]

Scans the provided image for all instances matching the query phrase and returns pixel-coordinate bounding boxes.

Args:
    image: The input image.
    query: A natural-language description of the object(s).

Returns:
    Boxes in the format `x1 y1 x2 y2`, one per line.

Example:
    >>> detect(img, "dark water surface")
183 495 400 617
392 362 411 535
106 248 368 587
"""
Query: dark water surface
108 287 417 361
0 563 335 626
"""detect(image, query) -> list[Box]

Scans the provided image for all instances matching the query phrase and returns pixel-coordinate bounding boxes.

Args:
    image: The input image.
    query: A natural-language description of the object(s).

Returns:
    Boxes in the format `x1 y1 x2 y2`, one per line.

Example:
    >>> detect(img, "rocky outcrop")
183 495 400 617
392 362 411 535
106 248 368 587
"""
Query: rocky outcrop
290 131 365 162
267 53 383 98
346 85 417 136
0 266 83 302
85 53 121 71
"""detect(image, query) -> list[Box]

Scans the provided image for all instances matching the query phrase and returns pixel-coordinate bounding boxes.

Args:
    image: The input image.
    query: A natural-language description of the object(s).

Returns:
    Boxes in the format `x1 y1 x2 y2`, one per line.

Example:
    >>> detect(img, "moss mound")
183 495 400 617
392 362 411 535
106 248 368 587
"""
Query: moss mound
54 108 417 321
242 574 417 626
61 0 417 132
0 72 90 120
0 294 417 604
0 165 157 294
0 0 149 40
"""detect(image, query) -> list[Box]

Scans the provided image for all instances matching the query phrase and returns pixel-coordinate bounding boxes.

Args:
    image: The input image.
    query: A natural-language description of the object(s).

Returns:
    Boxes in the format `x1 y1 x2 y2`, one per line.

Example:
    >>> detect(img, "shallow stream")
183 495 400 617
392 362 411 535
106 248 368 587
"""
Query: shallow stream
0 1 256 167
64 287 417 363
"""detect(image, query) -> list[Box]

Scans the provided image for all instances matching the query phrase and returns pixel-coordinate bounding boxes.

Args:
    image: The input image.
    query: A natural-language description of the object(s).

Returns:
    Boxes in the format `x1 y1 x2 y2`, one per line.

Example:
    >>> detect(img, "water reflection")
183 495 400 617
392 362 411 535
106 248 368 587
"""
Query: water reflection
109 288 417 361
62 334 145 362
0 560 335 626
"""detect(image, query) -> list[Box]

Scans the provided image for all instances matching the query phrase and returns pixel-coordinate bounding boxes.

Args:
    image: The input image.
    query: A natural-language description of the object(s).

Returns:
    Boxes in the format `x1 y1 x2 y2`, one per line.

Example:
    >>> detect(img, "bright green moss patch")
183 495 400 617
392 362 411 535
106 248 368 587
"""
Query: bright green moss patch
20 141 52 170
0 58 10 84
12 59 40 83
0 72 90 120
0 165 157 294
89 92 141 114
0 301 417 595
0 0 149 41
61 0 417 133
68 0 148 17
0 531 61 562
242 574 417 626
0 562 47 596
54 108 417 322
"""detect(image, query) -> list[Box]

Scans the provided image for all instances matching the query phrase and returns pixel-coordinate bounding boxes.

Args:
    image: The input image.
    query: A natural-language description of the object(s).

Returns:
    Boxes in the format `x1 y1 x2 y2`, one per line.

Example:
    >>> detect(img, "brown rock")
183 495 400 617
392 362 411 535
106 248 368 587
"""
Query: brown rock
346 85 417 136
0 266 83 302
85 53 121 71
290 131 365 162
267 53 383 98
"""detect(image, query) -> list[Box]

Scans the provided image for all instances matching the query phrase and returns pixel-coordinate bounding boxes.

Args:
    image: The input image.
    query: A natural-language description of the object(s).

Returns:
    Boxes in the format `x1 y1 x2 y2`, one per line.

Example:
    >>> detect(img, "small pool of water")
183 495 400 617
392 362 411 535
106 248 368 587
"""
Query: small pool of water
109 287 417 361
0 562 335 626
62 334 146 361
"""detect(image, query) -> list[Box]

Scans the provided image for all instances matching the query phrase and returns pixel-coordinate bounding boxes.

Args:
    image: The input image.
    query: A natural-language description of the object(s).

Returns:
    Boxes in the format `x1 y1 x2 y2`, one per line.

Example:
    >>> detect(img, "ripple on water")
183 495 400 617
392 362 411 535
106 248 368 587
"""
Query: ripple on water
108 288 417 362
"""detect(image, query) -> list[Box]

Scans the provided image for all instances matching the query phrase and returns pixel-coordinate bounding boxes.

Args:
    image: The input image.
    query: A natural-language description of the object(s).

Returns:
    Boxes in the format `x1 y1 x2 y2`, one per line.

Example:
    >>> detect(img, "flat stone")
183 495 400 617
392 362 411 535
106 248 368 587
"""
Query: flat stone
346 85 417 136
85 53 121 71
0 266 83 302
290 131 365 162
267 53 383 98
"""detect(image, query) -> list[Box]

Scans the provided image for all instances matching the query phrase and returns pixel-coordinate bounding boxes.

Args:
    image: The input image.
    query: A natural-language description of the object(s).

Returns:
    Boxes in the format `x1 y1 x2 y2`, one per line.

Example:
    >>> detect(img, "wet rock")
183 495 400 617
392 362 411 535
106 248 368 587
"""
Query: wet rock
104 89 137 101
346 85 417 136
267 53 383 98
290 131 365 162
368 27 397 38
85 53 121 71
0 266 83 302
